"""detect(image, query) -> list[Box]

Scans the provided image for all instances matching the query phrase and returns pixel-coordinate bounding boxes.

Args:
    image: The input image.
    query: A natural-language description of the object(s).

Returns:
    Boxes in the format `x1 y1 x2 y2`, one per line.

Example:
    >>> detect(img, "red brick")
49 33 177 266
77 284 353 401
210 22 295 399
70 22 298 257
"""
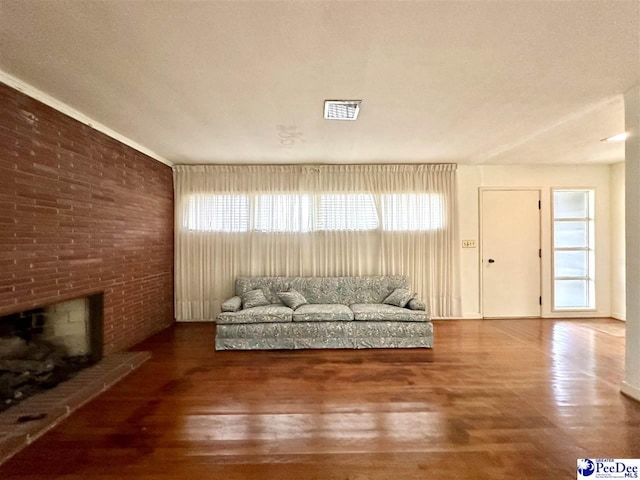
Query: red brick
0 83 174 354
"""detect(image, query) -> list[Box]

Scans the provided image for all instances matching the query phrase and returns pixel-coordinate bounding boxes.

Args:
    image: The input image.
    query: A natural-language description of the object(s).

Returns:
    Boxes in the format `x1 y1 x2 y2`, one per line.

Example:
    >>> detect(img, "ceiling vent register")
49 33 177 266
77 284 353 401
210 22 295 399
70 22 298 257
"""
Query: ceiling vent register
324 100 362 121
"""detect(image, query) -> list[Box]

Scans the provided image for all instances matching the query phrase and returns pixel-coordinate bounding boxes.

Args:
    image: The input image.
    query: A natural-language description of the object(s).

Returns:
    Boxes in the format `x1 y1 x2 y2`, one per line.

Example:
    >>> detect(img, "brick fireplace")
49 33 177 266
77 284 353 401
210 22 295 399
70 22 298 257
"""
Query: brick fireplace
0 82 174 355
0 293 104 361
40 297 100 359
0 82 170 462
0 293 104 411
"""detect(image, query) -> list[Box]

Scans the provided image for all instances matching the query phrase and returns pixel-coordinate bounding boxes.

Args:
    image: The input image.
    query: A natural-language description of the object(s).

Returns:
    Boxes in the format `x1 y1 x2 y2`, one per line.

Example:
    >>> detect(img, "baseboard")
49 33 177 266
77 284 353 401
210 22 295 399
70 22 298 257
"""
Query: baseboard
176 319 215 323
437 314 619 321
621 381 640 402
542 312 610 319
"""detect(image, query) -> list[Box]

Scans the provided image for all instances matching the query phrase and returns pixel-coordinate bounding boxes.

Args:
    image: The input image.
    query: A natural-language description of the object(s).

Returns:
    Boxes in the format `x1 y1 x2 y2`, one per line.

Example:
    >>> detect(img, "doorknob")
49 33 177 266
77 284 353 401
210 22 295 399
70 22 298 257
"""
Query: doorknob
488 258 495 263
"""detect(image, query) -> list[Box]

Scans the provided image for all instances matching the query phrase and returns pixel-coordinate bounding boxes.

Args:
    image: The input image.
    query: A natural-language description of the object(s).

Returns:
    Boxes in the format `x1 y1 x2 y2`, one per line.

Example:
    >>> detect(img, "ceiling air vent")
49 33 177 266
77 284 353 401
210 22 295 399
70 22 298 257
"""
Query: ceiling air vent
324 100 362 121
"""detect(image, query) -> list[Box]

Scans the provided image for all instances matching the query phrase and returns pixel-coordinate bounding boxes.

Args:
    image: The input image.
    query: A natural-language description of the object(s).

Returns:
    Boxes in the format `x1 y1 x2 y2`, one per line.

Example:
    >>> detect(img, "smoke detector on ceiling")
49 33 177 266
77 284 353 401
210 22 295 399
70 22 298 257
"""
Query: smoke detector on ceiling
324 100 362 121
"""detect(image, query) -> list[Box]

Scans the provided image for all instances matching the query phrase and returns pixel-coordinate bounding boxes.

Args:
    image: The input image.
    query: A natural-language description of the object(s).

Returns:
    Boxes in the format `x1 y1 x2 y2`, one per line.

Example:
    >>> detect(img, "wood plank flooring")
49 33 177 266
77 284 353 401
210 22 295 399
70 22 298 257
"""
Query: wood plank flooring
1 318 638 479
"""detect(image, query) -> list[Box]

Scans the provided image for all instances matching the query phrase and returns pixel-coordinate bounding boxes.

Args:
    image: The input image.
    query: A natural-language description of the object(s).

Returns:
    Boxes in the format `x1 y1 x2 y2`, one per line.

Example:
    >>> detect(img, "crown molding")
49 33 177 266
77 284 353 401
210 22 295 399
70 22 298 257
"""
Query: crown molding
0 70 173 167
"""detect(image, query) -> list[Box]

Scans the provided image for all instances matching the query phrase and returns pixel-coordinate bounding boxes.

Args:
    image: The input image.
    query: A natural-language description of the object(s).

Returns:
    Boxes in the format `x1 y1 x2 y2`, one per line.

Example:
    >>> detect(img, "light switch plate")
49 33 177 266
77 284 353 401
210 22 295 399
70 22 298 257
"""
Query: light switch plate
462 240 476 248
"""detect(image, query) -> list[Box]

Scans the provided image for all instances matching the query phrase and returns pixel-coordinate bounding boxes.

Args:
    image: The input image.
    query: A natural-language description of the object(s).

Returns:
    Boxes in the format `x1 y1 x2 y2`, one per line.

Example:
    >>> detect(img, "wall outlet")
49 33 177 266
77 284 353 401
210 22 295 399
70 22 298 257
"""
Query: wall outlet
462 240 476 248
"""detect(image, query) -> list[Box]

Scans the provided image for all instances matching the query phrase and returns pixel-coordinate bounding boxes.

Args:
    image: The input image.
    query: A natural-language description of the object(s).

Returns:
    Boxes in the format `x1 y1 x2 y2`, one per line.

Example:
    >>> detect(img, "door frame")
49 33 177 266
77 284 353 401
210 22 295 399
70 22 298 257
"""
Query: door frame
479 187 543 318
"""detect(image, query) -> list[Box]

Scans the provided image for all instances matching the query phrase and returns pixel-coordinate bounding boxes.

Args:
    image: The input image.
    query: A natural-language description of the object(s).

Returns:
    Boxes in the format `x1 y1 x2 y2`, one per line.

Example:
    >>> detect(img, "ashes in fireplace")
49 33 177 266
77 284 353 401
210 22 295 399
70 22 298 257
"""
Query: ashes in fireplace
0 294 103 412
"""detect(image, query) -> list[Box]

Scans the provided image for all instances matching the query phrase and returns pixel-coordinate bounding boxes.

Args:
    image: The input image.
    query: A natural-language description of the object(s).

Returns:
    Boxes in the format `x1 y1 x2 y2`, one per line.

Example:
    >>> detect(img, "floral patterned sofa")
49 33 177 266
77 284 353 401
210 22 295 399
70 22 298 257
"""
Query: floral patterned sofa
215 276 432 350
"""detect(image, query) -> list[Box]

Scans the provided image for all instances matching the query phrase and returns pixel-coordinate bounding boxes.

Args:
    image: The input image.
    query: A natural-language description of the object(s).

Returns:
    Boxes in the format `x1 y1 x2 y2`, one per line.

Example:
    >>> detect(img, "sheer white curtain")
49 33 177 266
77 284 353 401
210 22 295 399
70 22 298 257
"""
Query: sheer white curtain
174 164 461 320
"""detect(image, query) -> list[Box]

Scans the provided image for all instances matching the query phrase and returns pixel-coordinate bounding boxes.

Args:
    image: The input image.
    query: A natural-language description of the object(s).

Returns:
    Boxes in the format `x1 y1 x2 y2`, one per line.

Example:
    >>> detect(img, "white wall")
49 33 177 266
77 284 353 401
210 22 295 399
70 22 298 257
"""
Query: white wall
610 162 625 320
457 164 611 318
622 83 640 402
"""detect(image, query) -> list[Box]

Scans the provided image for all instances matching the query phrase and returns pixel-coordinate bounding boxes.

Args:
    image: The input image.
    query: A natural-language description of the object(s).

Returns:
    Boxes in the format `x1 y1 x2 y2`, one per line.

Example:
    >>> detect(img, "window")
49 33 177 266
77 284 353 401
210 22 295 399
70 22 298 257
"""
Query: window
255 194 312 232
186 194 249 232
382 194 444 231
552 189 595 310
185 193 444 233
316 194 378 231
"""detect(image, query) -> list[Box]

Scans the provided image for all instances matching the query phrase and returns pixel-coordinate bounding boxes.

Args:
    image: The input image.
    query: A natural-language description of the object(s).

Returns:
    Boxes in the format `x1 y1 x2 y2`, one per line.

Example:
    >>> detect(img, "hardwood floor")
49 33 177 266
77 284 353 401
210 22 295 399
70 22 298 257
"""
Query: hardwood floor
1 318 638 479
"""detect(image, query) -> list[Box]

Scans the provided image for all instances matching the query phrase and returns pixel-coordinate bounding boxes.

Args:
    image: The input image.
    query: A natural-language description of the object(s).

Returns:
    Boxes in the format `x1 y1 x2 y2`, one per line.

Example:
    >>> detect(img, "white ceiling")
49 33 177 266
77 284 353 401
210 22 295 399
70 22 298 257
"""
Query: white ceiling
1 0 638 166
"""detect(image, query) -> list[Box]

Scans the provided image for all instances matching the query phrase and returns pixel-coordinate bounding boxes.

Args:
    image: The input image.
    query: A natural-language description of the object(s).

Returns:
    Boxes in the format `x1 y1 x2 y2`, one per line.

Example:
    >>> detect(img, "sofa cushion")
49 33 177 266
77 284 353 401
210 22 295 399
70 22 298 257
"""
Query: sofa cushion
382 288 415 308
216 304 293 324
350 303 427 322
293 304 354 322
242 289 270 309
277 289 308 310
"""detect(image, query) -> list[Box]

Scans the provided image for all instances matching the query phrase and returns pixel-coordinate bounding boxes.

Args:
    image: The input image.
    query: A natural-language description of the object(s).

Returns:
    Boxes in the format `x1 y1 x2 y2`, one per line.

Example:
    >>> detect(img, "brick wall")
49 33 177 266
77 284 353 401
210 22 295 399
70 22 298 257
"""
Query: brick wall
0 83 174 354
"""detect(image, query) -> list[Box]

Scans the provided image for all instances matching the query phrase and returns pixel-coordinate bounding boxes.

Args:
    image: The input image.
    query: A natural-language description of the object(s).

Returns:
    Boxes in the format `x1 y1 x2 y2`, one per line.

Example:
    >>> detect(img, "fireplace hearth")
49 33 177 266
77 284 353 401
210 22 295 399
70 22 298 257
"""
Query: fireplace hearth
0 294 103 412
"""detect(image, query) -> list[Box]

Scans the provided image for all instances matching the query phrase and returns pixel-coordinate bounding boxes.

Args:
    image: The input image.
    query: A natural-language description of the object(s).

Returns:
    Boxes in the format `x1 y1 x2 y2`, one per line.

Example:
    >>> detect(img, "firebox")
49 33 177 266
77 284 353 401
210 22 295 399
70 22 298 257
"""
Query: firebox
0 293 104 411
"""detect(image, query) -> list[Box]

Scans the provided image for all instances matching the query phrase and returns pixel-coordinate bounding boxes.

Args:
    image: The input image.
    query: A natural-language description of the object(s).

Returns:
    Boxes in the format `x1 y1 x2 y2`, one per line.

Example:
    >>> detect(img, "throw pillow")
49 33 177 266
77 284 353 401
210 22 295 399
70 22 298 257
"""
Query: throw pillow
221 296 242 312
242 289 270 309
277 289 308 310
382 288 415 308
407 298 426 311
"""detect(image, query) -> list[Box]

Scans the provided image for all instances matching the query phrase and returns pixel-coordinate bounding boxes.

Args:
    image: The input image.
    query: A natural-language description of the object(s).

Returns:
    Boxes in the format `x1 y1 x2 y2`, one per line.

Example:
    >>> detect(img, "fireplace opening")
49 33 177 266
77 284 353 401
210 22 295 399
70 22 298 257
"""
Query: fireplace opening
0 293 103 412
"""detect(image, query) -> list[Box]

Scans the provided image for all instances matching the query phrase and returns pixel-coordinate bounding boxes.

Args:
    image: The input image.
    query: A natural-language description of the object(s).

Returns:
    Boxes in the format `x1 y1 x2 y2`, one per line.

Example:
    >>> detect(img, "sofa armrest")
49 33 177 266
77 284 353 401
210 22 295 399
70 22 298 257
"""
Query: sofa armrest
407 298 427 312
221 296 242 312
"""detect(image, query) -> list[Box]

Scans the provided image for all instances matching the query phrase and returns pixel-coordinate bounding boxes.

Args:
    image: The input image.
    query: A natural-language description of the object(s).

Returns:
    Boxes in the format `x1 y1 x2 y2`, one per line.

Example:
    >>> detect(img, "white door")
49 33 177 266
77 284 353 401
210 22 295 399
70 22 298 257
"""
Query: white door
481 190 541 317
